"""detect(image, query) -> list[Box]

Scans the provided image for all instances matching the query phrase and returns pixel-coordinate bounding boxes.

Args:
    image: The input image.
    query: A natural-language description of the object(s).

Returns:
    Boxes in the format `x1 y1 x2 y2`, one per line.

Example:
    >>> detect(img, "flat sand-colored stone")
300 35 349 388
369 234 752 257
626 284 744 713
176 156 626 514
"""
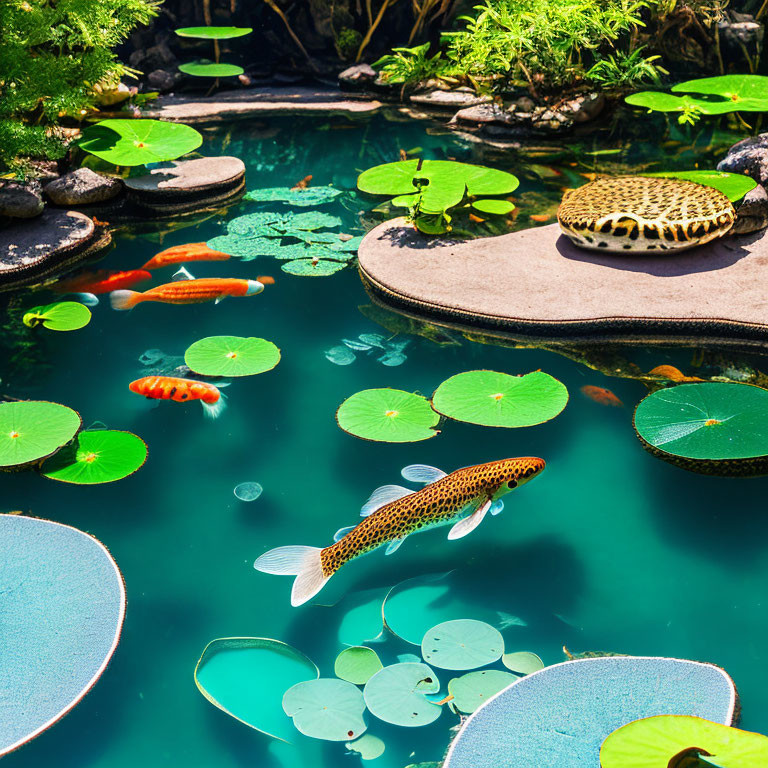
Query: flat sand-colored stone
358 219 768 346
124 156 245 192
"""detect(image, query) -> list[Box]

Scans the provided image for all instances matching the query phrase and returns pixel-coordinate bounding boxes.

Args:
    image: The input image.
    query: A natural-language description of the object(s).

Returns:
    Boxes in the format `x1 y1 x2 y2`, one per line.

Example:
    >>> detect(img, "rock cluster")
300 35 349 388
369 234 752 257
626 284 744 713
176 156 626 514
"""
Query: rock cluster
718 133 768 234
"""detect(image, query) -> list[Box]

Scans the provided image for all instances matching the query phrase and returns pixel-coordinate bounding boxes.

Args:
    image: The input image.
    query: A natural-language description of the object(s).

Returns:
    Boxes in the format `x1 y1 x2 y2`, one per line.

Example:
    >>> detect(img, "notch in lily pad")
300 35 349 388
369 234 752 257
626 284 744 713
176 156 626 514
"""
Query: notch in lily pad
23 301 91 331
282 678 367 741
40 430 147 484
421 619 504 671
185 336 280 377
432 370 568 428
336 388 440 442
335 646 383 685
363 662 442 727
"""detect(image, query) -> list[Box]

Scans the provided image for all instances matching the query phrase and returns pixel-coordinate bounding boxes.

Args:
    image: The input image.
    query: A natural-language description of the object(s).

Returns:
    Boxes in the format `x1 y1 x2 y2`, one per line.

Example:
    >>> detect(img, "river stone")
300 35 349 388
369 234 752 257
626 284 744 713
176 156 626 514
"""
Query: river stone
0 514 125 757
0 181 44 218
443 657 736 768
410 90 491 109
717 132 768 186
44 168 123 206
339 63 377 88
733 183 768 234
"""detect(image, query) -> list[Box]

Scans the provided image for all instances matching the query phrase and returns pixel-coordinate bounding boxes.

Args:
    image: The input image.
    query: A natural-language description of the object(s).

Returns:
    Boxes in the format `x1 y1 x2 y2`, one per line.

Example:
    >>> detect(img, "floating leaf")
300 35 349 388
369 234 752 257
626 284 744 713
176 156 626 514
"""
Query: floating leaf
335 647 383 685
178 60 244 77
501 651 545 676
432 370 568 428
672 74 768 112
282 678 367 742
336 388 440 442
185 336 280 377
363 663 441 727
22 302 91 331
78 119 203 166
644 171 756 203
448 670 517 714
0 401 81 469
194 637 318 742
471 199 515 215
40 430 147 484
326 346 357 365
243 186 344 207
421 620 504 671
281 259 347 276
345 733 386 760
600 715 768 768
175 26 253 39
234 482 263 502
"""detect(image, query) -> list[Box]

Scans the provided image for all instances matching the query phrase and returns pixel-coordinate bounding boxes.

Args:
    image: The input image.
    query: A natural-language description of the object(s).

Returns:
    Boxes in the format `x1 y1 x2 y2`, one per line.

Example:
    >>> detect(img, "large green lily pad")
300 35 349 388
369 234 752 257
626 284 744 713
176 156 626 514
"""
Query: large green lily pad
175 26 253 39
178 61 244 77
282 678 367 741
421 620 504 671
335 646 383 685
600 715 768 768
40 430 147 485
432 370 568 428
448 670 517 714
633 382 768 475
0 401 81 469
336 388 440 443
185 336 280 377
672 74 768 112
78 119 203 166
644 171 756 203
363 663 442 727
22 301 91 331
194 637 318 742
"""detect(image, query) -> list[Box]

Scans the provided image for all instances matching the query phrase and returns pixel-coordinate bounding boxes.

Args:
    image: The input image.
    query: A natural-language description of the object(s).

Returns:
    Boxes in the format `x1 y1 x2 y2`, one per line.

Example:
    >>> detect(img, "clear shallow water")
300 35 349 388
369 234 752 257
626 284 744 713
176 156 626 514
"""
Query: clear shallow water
3 113 768 767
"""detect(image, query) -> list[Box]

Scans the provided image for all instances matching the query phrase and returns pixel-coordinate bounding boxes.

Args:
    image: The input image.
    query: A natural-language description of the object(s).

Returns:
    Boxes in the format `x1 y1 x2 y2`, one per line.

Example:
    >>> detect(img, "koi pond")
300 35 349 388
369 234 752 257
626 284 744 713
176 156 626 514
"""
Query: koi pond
3 112 768 767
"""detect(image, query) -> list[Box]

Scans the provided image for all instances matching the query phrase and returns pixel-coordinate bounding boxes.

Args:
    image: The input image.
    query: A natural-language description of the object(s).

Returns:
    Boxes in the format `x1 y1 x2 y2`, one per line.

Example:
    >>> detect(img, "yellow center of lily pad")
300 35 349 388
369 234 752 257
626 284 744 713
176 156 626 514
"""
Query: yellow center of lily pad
705 419 721 426
84 452 98 463
9 431 19 439
490 393 504 401
226 351 237 358
385 410 399 418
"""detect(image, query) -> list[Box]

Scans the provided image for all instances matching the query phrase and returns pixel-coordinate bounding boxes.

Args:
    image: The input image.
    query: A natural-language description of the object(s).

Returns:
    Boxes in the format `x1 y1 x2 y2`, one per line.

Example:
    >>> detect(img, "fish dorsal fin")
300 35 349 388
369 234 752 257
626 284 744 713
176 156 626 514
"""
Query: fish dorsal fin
171 266 195 281
490 499 504 516
401 464 447 484
448 499 491 540
333 525 356 543
360 484 413 517
385 537 406 556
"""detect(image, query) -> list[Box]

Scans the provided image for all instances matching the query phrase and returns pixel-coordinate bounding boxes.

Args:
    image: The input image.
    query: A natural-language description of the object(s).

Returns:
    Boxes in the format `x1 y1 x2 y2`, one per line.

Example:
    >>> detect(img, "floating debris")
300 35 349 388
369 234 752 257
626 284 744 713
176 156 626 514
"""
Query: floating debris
234 482 263 502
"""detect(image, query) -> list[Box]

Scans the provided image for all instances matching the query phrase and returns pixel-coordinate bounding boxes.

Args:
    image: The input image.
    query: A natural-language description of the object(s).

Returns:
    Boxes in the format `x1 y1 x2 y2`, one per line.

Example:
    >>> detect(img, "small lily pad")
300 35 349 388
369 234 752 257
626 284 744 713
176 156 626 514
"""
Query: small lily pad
281 259 347 276
501 651 545 676
175 26 253 39
40 430 147 485
185 336 281 377
432 370 568 428
22 301 91 331
471 199 515 215
244 187 344 207
282 678 367 742
448 670 517 713
178 60 244 77
336 388 440 442
234 482 263 502
672 74 768 112
363 663 442 727
0 401 81 469
644 171 756 203
335 647 383 685
421 620 504 671
346 733 386 760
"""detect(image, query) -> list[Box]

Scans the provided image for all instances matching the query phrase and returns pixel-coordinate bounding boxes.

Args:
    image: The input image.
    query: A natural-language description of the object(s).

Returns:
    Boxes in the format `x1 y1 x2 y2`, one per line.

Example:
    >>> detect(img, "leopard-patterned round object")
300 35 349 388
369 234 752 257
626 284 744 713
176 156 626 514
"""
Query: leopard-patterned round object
557 176 736 253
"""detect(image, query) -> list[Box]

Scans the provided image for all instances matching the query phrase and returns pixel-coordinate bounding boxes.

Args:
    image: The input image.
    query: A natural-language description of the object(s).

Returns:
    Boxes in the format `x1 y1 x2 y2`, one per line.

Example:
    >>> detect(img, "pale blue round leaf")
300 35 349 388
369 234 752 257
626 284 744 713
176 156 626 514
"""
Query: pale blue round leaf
363 663 441 727
282 678 367 741
421 620 504 671
448 670 517 713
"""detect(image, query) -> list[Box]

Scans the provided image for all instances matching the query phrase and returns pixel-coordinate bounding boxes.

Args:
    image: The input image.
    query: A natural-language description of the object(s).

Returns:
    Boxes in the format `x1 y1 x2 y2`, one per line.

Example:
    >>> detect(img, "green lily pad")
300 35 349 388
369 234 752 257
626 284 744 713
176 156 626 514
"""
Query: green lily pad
282 678 367 742
672 74 768 112
194 637 318 742
178 60 244 77
78 119 203 166
345 733 386 760
281 259 347 276
184 336 280 377
0 401 81 469
243 186 344 207
501 651 545 676
421 620 504 671
22 302 91 331
644 171 756 203
175 26 253 39
40 430 147 485
633 382 768 474
336 388 440 443
432 370 568 428
363 663 442 727
625 91 706 114
471 199 515 215
335 647 383 685
448 670 517 714
600 715 768 768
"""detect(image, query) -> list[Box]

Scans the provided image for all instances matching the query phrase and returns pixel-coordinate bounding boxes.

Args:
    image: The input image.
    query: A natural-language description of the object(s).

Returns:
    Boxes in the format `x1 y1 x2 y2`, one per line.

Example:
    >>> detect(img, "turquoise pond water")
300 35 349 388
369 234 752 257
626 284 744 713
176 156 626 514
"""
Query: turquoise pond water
3 112 768 766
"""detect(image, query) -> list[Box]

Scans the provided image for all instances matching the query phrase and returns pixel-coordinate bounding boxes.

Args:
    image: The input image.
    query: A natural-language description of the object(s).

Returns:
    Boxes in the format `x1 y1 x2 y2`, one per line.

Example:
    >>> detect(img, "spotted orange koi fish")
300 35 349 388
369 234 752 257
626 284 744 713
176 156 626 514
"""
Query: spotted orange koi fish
129 376 225 419
110 278 264 310
141 243 231 271
254 457 546 606
580 385 623 408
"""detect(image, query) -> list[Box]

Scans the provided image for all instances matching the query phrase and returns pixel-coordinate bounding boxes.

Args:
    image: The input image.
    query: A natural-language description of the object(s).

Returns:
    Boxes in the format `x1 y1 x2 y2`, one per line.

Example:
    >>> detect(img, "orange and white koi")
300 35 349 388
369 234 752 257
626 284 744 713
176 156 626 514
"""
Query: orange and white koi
54 269 152 295
648 365 704 383
254 457 546 606
110 278 264 310
129 376 225 419
141 243 231 270
580 385 623 408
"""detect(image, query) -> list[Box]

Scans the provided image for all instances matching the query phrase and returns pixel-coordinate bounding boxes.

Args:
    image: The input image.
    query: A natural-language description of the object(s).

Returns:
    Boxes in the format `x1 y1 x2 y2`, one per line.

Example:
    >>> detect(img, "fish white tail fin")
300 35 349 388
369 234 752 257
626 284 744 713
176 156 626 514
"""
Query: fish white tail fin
110 290 141 311
201 393 227 420
254 545 329 607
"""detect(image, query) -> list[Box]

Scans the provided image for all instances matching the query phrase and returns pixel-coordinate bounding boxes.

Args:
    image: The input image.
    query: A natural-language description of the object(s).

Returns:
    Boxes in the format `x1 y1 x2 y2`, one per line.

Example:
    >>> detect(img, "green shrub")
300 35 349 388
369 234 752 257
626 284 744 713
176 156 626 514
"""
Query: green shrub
0 0 159 174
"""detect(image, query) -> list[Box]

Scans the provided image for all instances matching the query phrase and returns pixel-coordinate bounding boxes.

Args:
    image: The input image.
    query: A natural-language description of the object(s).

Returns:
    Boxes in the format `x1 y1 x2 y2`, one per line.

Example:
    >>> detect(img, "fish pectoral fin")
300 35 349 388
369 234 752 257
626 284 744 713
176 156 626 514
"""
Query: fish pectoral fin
490 499 504 516
171 266 195 281
333 525 357 543
447 499 492 541
385 537 407 556
360 484 414 517
401 464 447 484
214 296 225 304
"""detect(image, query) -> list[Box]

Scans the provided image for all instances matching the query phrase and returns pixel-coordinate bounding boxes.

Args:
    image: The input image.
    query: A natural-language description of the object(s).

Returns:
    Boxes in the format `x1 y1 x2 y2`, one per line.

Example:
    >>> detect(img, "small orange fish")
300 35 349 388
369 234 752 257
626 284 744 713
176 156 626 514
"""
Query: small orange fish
648 365 704 383
291 175 313 191
399 149 408 161
530 214 551 222
256 275 275 285
469 213 486 223
110 278 264 310
129 376 224 419
55 269 152 295
580 385 623 408
141 243 231 270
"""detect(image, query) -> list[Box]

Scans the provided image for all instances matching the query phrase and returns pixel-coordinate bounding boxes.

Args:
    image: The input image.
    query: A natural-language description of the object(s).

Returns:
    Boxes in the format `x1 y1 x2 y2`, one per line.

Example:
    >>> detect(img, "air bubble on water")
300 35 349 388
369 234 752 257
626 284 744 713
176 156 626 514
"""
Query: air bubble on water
139 349 165 366
234 482 263 502
325 346 356 365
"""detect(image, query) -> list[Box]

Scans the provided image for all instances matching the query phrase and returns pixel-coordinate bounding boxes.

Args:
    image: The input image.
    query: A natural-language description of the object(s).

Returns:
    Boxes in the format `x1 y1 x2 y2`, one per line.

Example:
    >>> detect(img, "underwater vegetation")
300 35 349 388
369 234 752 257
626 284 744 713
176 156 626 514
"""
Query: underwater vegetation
234 482 263 502
325 333 410 367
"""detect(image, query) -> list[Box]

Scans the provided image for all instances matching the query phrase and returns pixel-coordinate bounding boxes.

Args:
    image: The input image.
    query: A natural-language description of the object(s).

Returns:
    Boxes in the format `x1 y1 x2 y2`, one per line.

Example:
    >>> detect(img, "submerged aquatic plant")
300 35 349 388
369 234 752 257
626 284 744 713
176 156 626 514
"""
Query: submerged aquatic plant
325 333 410 367
243 186 344 207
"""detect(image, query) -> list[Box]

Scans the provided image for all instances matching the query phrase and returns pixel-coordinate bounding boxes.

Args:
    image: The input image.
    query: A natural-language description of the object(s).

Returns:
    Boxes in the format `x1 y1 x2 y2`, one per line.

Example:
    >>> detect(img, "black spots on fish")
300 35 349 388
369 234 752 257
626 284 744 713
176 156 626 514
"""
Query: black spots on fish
169 387 177 397
180 393 189 399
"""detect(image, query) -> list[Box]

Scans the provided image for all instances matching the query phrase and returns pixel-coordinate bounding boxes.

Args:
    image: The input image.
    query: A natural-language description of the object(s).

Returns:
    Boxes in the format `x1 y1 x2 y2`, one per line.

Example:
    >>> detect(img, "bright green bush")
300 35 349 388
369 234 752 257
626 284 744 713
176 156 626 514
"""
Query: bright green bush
0 0 159 173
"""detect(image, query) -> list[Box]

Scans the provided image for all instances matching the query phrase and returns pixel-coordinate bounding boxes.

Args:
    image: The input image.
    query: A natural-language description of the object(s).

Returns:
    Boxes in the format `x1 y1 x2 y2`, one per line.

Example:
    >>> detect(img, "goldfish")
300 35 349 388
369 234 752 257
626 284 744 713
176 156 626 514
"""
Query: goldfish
580 385 623 407
291 175 312 191
110 278 264 310
529 214 551 222
129 376 225 419
254 457 546 606
648 365 703 383
141 243 231 270
54 269 152 295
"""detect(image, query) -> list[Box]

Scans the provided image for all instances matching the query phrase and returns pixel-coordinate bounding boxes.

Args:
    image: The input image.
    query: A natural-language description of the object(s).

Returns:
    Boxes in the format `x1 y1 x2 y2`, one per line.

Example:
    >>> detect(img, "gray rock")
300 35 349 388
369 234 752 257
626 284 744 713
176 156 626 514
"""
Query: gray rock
717 133 768 186
451 103 516 126
410 90 491 109
514 96 536 113
129 41 175 72
560 92 605 123
147 68 178 93
339 63 377 87
0 181 44 219
718 15 763 47
733 183 768 234
44 169 123 206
